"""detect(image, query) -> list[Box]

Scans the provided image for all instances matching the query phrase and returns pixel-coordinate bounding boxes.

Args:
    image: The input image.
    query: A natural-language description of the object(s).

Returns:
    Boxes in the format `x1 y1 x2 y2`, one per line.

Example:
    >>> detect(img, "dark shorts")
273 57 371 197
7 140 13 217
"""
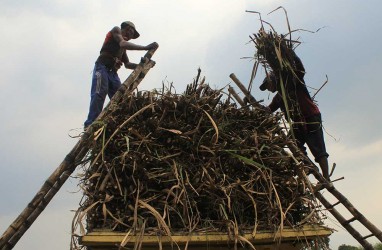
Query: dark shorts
293 114 329 162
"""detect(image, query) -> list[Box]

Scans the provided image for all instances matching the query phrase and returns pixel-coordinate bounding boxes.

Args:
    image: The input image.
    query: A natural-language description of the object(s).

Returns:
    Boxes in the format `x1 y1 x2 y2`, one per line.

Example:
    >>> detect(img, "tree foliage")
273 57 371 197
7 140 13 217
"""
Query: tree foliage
374 243 382 250
338 244 361 250
338 242 382 250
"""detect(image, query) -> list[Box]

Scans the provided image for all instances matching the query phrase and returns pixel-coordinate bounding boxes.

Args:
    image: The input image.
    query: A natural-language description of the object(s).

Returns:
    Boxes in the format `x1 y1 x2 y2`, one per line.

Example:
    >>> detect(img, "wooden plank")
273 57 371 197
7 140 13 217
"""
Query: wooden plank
80 225 332 248
80 243 302 250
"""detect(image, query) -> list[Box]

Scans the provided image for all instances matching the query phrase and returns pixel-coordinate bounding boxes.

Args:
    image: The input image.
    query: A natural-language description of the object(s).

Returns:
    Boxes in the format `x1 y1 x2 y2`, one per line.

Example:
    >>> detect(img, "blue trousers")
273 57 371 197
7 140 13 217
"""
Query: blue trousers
84 62 121 127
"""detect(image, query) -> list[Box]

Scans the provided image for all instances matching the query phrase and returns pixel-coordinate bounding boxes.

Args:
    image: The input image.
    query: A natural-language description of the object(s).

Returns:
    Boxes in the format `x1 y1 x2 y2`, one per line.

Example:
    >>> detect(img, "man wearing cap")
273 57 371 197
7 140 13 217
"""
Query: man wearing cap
260 66 330 180
84 21 158 128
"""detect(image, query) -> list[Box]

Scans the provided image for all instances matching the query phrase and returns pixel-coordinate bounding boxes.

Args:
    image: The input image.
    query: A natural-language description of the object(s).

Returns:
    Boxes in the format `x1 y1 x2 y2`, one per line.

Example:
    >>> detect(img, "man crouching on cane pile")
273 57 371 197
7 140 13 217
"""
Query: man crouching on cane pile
259 53 330 180
84 21 158 128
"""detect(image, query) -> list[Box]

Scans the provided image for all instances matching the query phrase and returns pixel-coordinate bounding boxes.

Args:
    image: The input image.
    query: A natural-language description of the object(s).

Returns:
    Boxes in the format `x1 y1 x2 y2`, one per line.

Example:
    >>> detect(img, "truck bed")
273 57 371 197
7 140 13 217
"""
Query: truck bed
80 225 332 250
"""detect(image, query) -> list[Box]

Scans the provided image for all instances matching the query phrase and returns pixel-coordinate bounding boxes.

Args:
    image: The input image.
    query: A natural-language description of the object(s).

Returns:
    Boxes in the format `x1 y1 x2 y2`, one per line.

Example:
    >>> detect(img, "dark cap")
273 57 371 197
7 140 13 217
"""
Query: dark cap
259 73 277 91
121 21 140 39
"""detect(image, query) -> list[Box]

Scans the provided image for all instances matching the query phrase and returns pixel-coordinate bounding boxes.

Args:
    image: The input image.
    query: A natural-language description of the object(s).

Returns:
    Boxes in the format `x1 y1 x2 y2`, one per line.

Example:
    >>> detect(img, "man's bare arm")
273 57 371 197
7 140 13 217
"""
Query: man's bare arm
110 26 158 50
125 62 138 69
122 41 158 51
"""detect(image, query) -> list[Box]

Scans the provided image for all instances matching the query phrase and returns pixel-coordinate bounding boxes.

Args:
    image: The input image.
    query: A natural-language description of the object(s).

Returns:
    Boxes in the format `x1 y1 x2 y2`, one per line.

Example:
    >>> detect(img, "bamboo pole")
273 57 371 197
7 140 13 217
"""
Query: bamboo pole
0 47 158 250
228 86 245 107
229 73 258 104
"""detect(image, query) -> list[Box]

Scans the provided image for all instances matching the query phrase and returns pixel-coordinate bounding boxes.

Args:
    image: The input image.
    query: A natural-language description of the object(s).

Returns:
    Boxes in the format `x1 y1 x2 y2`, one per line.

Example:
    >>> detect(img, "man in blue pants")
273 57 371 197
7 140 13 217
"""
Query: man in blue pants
84 21 158 128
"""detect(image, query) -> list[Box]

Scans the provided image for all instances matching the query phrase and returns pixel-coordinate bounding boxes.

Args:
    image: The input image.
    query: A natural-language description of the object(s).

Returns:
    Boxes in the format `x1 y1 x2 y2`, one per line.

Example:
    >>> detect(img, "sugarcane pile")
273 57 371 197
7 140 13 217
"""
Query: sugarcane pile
74 75 323 237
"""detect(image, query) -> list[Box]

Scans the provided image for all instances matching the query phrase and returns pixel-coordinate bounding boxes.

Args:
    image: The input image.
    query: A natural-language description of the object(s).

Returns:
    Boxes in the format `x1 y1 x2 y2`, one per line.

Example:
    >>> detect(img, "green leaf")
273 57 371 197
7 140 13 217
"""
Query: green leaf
226 151 269 170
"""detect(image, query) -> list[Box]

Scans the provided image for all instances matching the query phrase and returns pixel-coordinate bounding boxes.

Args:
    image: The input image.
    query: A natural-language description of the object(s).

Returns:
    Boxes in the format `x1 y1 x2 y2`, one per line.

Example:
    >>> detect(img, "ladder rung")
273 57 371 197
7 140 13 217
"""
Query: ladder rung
344 217 357 225
362 233 374 240
327 201 341 209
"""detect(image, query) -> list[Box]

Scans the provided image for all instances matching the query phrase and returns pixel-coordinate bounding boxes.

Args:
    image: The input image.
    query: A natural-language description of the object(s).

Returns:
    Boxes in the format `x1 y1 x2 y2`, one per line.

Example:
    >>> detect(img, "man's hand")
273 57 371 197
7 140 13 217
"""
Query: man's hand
146 42 159 50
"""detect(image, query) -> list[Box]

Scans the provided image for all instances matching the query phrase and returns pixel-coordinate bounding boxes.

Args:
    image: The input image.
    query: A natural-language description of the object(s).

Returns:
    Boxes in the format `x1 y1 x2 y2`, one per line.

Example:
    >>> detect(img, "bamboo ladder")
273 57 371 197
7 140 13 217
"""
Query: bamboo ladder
312 173 382 250
0 48 158 250
229 73 382 250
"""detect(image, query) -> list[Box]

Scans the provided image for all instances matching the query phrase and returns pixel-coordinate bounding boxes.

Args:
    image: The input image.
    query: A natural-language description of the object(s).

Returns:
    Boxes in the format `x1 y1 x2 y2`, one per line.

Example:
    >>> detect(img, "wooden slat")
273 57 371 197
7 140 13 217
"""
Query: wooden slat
362 233 375 240
327 201 341 210
80 226 332 248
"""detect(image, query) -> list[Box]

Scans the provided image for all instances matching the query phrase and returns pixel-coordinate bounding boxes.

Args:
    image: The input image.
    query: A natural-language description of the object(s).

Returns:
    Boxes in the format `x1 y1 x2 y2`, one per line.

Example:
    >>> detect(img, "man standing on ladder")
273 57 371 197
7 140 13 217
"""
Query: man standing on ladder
84 21 158 128
259 52 330 180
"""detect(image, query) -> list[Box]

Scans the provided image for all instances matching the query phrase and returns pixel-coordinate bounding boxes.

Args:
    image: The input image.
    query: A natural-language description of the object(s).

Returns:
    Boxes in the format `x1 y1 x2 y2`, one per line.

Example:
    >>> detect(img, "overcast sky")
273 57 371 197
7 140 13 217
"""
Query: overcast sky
0 1 381 249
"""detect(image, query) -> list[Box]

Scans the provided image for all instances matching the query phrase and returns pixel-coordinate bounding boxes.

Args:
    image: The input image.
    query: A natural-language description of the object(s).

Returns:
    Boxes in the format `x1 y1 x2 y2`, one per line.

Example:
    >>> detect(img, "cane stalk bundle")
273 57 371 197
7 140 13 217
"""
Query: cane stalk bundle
249 7 304 84
248 8 321 141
